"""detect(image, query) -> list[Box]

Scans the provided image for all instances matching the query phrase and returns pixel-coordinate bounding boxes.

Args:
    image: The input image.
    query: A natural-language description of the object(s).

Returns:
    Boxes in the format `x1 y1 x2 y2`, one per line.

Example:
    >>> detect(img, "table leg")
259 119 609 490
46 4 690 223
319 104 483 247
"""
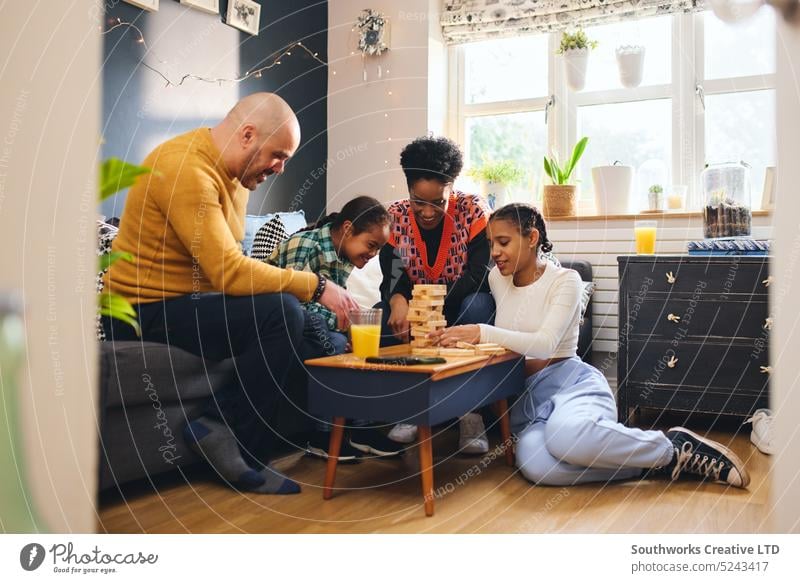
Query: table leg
418 425 434 517
496 398 515 467
323 416 345 500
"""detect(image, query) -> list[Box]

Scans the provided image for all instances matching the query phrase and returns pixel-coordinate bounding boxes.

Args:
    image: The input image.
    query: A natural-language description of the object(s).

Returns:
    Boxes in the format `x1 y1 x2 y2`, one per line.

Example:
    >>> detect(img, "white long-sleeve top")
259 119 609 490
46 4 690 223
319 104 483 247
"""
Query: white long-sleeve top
478 261 582 359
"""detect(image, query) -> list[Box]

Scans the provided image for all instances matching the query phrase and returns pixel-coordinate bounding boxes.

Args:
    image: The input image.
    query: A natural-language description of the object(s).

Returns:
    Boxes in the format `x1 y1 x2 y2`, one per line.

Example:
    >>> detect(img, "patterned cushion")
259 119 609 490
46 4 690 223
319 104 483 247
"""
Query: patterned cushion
250 216 289 262
579 281 595 325
96 220 119 341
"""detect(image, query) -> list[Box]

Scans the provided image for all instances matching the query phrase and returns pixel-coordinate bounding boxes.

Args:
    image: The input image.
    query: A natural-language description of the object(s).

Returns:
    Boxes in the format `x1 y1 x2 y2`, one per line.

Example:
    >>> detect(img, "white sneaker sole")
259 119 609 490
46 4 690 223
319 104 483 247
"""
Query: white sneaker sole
459 440 489 455
750 433 775 455
669 426 751 488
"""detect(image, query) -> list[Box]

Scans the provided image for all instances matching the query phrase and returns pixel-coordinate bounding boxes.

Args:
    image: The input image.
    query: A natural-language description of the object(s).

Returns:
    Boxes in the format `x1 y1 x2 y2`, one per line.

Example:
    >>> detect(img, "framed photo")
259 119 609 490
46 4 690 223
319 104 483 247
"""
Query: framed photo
180 0 218 15
226 0 261 36
123 0 159 11
761 166 776 210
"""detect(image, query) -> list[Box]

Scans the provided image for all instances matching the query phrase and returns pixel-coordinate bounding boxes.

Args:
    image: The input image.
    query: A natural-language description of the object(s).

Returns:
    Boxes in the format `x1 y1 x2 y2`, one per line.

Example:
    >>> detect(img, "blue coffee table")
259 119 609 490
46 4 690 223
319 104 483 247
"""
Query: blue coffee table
304 345 525 516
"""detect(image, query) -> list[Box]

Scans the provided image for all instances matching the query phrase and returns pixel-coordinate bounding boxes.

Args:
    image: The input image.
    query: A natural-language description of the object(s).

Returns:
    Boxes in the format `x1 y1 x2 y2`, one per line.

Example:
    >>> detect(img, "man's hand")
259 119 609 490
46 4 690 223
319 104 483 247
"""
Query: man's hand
318 281 360 330
387 294 410 342
428 324 481 347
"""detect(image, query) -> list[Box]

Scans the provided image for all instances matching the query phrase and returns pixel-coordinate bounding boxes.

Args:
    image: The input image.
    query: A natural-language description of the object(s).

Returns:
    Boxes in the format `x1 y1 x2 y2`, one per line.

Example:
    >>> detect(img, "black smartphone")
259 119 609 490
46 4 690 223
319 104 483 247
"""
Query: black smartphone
365 356 447 366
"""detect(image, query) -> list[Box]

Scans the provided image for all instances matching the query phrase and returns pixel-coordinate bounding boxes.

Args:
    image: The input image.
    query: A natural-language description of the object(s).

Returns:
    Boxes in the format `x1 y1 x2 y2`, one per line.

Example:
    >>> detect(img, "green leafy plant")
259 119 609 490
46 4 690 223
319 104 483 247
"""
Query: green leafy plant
467 159 524 185
543 137 589 185
648 184 664 195
557 29 598 54
98 158 152 335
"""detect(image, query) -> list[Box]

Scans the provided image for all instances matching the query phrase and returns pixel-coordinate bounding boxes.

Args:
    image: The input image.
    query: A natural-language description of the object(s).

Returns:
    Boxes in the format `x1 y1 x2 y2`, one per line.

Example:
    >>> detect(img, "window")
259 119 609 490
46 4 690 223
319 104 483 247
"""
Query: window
452 10 777 213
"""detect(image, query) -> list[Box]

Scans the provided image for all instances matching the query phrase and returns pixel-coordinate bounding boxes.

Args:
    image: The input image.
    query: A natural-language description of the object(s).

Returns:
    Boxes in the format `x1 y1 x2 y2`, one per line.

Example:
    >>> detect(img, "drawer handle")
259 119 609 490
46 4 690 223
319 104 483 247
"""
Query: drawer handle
764 317 773 331
666 271 676 284
760 365 772 375
667 313 681 323
762 276 774 287
667 355 678 368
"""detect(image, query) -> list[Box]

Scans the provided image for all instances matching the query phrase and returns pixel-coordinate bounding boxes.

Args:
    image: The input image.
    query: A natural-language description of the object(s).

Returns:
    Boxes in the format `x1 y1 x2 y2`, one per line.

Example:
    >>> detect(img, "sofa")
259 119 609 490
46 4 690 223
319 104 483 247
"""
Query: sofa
97 259 594 491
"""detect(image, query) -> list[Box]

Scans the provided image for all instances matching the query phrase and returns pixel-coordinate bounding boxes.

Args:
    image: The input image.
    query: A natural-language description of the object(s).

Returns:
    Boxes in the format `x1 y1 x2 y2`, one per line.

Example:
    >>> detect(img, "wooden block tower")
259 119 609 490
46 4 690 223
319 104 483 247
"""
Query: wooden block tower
407 284 447 355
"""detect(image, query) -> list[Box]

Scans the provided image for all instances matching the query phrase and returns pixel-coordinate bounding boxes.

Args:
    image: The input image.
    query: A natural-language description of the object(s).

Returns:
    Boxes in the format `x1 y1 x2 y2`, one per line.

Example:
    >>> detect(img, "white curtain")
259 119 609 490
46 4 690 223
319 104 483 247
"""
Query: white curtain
441 0 706 44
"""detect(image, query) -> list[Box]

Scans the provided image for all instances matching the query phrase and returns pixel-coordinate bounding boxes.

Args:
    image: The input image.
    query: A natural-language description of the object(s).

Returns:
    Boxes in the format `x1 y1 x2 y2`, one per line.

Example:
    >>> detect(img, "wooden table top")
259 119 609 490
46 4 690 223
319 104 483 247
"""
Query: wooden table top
304 344 520 382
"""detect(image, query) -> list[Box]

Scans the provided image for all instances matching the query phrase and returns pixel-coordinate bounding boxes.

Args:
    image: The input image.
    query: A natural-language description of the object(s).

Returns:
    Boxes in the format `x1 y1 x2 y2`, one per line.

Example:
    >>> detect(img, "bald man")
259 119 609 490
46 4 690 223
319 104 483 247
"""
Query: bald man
103 93 359 494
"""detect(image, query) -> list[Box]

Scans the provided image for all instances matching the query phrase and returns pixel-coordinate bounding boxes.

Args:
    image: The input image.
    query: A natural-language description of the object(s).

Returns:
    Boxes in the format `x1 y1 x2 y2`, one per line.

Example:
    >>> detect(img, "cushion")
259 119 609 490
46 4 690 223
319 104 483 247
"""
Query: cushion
243 211 307 255
250 216 289 262
579 281 596 325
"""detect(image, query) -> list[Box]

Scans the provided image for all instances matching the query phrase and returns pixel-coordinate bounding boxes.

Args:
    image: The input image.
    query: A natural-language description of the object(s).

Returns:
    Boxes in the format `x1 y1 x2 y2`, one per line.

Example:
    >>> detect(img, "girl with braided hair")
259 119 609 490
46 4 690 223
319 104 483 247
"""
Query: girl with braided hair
431 203 750 489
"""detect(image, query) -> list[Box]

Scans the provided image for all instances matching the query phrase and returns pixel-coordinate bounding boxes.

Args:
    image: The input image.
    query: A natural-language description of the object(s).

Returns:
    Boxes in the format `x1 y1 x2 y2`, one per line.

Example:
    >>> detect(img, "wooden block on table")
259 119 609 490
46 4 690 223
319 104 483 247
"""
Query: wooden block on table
411 347 440 356
456 341 476 349
475 343 502 350
476 347 507 356
438 347 476 357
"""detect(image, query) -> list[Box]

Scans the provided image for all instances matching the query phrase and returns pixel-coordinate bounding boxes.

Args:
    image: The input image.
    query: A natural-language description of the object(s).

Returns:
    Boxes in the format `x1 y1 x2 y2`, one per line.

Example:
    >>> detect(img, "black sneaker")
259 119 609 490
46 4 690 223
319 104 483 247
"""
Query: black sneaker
305 430 363 464
661 427 750 488
348 427 406 458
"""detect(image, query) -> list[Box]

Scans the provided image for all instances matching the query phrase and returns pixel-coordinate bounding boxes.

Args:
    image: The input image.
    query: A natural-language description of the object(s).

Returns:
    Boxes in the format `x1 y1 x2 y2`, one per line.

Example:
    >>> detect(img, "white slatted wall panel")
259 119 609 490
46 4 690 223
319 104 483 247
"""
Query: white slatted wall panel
547 215 774 353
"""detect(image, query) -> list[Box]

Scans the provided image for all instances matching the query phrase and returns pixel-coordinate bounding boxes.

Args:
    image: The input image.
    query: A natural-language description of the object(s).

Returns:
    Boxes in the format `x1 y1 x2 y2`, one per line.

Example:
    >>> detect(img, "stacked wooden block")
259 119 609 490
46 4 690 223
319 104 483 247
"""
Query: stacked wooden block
407 284 509 358
408 284 447 354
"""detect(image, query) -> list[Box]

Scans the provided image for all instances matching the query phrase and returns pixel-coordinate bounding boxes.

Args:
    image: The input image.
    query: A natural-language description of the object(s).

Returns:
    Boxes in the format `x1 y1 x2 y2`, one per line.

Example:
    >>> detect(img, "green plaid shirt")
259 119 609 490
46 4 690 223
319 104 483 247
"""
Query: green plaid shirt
268 223 353 331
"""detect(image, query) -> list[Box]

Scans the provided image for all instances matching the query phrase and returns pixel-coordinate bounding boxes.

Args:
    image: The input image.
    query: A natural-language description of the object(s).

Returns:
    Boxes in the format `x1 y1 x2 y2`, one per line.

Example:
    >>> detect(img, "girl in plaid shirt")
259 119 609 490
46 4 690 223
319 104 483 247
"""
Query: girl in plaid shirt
269 197 406 460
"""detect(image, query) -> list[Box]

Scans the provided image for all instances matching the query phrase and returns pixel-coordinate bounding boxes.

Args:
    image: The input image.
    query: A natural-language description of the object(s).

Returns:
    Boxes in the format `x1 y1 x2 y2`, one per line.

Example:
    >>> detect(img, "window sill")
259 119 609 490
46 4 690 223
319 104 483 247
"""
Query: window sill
545 210 773 222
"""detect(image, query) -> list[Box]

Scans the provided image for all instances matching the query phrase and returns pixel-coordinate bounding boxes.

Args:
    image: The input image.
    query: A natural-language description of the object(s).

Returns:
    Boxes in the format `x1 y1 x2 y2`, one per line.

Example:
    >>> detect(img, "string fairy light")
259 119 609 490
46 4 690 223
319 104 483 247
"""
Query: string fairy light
101 18 327 88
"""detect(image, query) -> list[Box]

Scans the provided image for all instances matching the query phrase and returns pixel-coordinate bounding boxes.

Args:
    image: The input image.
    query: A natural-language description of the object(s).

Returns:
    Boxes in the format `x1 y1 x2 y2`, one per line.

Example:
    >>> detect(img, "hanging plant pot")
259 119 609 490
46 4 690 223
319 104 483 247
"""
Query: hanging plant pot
591 163 634 215
563 48 589 91
543 184 577 218
616 45 645 88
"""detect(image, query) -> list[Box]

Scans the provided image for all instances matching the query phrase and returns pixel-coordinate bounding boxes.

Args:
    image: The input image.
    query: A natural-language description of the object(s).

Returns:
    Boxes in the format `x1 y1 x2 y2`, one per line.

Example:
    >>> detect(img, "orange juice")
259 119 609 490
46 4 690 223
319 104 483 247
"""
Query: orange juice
635 226 657 254
351 324 381 359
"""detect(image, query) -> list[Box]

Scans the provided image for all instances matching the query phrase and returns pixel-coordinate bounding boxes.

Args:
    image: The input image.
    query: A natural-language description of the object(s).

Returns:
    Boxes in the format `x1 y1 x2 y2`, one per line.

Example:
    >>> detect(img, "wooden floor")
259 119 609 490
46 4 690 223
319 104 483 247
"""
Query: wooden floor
98 414 773 533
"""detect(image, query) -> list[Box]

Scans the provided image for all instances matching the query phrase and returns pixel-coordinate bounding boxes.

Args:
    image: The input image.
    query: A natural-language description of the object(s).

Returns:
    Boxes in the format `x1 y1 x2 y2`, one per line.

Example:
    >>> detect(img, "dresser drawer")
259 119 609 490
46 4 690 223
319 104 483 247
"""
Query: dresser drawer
621 259 770 296
627 296 769 341
625 340 769 394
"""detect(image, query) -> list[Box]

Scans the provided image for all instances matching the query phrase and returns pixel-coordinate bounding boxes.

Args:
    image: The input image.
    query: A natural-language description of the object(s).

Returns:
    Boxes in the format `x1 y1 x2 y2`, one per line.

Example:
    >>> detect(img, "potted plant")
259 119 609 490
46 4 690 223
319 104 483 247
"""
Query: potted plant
98 158 151 335
467 159 524 210
647 183 664 212
543 136 589 218
591 160 634 215
557 29 598 91
616 45 646 88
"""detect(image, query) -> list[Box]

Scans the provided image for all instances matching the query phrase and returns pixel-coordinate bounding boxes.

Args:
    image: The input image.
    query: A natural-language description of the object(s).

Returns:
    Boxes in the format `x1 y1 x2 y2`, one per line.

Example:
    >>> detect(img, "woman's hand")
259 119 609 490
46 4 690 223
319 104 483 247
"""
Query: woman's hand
387 294 410 342
428 324 481 347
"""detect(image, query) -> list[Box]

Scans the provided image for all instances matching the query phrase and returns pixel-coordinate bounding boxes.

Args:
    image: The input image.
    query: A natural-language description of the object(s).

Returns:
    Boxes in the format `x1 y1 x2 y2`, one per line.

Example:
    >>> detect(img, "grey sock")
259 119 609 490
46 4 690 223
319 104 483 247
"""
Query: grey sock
184 417 300 494
183 416 255 483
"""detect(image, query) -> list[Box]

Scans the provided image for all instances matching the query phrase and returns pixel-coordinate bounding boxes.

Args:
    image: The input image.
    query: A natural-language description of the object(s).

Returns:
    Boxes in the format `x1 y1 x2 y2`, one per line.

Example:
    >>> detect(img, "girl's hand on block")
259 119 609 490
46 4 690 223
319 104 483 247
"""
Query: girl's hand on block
429 325 480 347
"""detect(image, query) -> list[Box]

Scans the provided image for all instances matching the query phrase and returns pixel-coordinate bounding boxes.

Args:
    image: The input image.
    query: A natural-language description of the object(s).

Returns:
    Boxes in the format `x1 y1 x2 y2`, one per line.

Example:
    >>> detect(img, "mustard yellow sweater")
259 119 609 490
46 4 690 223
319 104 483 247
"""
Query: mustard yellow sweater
104 128 316 304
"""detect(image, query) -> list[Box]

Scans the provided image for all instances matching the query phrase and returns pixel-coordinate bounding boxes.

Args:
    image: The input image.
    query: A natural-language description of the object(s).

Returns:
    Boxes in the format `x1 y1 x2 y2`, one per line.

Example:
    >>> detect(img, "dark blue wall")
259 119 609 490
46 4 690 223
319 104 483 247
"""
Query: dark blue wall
102 0 327 221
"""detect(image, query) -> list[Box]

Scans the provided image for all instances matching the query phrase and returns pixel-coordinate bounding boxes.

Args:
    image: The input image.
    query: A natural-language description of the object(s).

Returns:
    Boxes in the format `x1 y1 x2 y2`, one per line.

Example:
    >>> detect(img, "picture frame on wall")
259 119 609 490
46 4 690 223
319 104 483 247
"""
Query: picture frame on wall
761 166 776 210
123 0 159 11
180 0 219 15
226 0 261 36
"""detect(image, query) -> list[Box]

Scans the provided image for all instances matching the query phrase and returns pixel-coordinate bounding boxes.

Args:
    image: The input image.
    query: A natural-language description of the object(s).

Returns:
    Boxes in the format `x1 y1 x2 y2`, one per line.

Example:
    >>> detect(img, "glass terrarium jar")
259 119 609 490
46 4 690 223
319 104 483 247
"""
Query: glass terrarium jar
701 162 752 238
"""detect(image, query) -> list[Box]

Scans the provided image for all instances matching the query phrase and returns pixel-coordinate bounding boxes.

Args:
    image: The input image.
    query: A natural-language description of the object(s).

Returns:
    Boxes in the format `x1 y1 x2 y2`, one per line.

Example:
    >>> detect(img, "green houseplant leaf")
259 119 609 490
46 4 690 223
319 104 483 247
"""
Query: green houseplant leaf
98 292 141 336
99 158 152 201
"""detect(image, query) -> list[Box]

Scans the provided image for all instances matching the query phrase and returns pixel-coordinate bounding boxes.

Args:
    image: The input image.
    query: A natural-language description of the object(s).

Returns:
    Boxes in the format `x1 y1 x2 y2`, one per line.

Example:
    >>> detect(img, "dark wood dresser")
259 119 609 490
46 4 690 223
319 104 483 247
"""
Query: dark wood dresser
617 255 771 424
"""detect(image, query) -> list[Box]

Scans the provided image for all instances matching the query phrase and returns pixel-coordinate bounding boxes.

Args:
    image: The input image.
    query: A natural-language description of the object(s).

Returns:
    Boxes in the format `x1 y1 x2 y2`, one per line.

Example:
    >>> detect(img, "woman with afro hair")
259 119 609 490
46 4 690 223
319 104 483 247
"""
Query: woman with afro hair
378 136 495 453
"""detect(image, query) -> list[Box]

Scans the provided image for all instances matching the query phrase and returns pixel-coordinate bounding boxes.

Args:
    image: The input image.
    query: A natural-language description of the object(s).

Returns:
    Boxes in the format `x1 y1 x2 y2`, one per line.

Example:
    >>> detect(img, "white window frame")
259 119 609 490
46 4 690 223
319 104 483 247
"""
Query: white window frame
448 10 777 212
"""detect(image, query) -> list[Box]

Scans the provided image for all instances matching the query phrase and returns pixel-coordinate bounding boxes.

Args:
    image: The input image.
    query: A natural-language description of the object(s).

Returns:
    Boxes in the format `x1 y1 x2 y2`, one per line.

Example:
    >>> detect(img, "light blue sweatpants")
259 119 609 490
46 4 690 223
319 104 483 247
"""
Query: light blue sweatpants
512 357 674 486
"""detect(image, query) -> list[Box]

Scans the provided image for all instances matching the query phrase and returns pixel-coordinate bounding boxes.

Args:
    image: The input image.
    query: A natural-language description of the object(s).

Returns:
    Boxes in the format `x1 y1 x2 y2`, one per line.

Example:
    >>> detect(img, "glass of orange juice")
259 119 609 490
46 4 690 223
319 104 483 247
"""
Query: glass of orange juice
634 220 657 254
349 308 382 359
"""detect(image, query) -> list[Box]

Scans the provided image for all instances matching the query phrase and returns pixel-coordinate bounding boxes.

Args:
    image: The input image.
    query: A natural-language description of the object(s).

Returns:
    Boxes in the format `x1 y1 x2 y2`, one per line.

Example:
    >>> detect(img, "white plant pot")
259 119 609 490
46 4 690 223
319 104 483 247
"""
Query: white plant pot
591 165 634 215
616 45 645 88
563 48 589 91
485 181 509 210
